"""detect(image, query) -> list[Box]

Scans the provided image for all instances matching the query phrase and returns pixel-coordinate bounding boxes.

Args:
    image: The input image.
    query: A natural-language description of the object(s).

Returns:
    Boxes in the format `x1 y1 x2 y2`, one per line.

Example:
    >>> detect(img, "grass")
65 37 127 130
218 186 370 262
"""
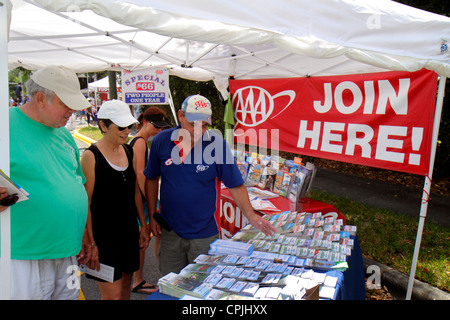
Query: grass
308 189 450 292
78 126 133 143
76 126 450 292
78 126 103 141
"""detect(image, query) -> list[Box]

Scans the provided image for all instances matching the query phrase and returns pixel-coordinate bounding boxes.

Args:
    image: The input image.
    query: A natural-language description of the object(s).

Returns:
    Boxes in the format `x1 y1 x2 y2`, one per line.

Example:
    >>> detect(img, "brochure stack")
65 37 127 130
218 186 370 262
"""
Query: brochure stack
158 210 357 300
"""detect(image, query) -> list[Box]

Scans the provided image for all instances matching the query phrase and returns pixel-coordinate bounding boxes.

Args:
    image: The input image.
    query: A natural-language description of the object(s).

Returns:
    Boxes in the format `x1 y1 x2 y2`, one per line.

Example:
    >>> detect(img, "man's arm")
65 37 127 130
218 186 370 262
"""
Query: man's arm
227 184 276 236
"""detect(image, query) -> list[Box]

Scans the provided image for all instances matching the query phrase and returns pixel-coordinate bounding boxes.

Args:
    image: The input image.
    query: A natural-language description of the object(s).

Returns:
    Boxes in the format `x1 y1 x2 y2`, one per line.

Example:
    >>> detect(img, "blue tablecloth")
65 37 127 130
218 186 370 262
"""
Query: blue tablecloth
146 235 365 300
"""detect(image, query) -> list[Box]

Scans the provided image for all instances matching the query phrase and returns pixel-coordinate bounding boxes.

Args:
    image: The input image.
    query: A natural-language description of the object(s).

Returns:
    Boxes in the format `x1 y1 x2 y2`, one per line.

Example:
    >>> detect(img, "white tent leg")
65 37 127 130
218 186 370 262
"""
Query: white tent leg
406 75 446 300
0 0 11 300
168 90 178 125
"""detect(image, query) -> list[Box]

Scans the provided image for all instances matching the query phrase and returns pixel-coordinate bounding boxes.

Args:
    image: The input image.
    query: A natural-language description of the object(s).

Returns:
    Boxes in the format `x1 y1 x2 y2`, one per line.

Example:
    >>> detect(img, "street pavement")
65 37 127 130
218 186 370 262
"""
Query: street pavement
68 116 449 300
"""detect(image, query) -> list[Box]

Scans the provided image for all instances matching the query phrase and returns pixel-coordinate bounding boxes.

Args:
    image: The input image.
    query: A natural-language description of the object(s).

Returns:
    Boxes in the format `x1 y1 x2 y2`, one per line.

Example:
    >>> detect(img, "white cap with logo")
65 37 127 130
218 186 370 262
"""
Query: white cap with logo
31 65 91 111
181 94 212 124
97 99 138 127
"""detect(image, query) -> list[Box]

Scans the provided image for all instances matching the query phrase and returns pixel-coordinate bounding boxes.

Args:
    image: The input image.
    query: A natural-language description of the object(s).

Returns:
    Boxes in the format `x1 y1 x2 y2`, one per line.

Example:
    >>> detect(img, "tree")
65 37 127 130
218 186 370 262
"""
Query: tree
392 0 450 178
168 76 226 133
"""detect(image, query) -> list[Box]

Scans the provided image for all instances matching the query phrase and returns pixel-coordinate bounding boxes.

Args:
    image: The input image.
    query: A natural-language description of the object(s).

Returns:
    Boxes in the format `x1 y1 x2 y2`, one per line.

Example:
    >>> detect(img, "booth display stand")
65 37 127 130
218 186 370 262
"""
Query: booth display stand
218 188 345 239
147 195 365 301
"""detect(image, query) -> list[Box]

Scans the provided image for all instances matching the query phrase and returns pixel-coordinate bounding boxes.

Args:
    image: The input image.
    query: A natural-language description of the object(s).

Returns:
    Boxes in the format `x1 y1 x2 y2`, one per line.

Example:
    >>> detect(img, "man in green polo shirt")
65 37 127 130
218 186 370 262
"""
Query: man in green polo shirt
0 66 91 299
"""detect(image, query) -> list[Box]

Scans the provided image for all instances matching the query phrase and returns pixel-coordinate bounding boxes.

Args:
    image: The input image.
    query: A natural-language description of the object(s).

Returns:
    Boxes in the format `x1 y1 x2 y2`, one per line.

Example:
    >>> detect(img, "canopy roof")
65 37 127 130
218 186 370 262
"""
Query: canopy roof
7 0 450 96
88 76 119 90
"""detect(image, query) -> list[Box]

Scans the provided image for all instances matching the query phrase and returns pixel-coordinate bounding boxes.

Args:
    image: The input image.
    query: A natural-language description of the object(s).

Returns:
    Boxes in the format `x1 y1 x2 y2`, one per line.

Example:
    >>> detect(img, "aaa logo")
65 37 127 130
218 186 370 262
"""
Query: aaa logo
195 100 210 109
233 86 295 127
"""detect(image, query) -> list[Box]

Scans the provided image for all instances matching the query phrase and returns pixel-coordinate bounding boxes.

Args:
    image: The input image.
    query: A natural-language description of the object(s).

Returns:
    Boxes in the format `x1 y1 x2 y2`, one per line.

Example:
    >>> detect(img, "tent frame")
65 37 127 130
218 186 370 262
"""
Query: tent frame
2 0 449 300
406 75 446 300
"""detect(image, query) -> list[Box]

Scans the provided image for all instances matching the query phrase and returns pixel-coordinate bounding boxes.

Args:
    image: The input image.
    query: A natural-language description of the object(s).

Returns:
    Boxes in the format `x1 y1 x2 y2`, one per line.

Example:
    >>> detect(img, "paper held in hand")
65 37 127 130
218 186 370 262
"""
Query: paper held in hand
79 263 115 283
0 169 29 203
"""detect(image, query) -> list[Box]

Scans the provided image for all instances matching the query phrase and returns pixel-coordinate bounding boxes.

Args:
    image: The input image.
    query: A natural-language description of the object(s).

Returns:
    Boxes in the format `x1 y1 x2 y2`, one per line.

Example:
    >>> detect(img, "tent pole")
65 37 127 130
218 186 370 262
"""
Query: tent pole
405 75 446 300
0 0 11 300
167 90 179 125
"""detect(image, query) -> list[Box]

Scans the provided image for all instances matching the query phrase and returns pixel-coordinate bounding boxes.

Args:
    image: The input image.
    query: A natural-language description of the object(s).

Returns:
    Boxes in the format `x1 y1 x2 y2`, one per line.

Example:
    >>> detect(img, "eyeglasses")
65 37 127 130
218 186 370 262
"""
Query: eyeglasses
117 124 133 131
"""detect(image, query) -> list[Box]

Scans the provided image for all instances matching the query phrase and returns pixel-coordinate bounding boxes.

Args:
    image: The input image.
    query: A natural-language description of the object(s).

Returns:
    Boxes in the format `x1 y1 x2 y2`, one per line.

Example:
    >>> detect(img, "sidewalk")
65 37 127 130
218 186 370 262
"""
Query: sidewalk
70 120 449 300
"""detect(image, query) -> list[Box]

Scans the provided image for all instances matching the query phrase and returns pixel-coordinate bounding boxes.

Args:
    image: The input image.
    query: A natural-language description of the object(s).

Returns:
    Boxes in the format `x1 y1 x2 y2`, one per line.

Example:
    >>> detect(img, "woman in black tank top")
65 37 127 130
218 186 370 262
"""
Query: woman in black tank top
81 100 150 300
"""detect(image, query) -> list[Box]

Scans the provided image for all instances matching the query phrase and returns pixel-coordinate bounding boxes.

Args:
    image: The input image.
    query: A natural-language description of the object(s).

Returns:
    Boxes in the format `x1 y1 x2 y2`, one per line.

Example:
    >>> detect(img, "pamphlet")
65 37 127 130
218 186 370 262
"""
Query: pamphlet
245 164 263 187
279 172 291 197
79 263 114 283
0 169 29 203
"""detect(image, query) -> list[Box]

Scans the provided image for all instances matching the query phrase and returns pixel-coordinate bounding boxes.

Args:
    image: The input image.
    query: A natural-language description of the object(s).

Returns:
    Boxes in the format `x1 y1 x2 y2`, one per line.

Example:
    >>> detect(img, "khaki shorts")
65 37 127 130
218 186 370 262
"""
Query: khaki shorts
158 229 219 276
0 256 80 300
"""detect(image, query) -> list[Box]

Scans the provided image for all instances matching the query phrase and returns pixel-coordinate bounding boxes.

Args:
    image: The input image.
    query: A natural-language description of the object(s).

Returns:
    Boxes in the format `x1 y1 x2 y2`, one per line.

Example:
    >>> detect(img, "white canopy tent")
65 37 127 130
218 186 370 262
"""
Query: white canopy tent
88 76 120 106
88 76 118 92
1 0 449 300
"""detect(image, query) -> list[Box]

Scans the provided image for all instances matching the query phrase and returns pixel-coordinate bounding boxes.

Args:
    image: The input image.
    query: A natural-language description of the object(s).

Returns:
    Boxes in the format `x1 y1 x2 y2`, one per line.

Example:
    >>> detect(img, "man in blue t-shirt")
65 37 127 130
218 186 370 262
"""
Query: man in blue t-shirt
144 95 275 275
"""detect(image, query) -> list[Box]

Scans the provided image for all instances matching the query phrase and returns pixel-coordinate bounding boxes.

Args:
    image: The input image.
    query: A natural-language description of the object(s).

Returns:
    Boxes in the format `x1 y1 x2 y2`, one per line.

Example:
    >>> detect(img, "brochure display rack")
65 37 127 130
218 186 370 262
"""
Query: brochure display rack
217 152 345 239
148 208 365 300
147 153 365 301
218 187 345 239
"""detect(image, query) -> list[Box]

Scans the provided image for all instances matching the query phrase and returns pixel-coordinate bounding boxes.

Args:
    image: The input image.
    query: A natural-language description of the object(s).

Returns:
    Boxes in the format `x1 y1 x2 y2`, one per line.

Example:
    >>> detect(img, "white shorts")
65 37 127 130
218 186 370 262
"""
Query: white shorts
0 256 80 300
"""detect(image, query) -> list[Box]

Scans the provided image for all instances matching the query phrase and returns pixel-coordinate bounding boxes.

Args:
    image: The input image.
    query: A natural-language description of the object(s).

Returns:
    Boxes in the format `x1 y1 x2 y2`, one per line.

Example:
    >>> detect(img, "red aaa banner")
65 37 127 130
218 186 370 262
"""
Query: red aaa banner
229 69 438 175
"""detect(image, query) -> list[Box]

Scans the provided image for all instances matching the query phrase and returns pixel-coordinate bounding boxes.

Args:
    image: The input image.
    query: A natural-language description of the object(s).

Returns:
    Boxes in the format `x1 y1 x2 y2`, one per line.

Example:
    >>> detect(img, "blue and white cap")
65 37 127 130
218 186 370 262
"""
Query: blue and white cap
181 94 212 124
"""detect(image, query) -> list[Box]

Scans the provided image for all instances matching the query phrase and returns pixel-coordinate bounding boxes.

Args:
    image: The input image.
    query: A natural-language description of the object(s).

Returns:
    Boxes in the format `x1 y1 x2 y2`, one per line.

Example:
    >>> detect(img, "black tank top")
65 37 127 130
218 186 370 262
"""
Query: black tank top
88 144 139 246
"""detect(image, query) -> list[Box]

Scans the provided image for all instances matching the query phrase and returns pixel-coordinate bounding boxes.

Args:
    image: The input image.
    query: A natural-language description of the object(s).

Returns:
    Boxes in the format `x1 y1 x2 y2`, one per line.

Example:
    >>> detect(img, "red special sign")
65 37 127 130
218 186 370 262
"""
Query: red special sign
230 69 438 176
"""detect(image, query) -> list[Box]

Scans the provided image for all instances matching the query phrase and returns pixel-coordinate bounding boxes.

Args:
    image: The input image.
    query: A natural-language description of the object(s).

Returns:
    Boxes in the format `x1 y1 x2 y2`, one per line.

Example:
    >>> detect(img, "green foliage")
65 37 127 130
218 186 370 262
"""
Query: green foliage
8 67 30 99
168 76 226 133
434 79 450 178
309 189 450 291
394 0 450 181
393 0 449 17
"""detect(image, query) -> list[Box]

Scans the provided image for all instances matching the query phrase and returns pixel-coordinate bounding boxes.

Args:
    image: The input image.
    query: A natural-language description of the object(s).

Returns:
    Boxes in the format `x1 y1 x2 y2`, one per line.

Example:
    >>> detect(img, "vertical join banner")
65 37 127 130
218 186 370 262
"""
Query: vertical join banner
121 67 169 105
230 69 438 176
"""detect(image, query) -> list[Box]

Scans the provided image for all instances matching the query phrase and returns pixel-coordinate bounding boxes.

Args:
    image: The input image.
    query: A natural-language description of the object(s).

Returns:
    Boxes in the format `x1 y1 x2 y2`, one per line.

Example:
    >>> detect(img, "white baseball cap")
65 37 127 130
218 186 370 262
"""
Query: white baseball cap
181 94 212 124
31 65 91 111
97 100 138 127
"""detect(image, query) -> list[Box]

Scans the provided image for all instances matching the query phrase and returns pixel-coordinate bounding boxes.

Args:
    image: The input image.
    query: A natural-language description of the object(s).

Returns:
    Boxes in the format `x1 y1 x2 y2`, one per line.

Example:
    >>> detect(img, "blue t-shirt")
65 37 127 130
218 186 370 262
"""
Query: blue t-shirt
144 126 244 239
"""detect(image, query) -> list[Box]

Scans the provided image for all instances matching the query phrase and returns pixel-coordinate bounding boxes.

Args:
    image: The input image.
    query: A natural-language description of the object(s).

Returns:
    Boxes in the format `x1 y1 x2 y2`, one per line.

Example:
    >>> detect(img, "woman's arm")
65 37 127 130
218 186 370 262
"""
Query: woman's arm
145 178 161 238
132 147 150 250
80 149 99 270
132 138 148 199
